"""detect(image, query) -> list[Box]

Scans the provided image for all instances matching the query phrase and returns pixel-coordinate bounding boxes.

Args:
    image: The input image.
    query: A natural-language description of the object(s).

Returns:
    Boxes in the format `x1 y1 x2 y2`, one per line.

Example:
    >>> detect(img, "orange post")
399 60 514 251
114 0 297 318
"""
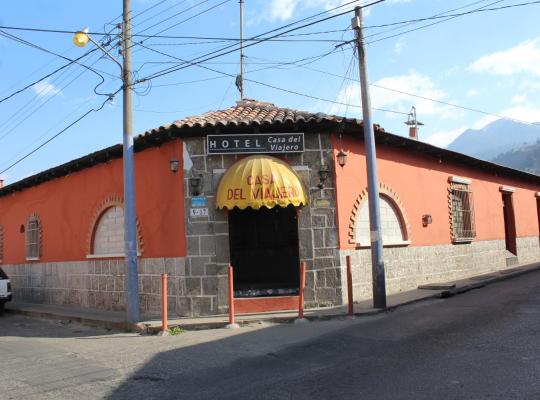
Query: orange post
228 265 235 325
298 261 307 319
346 256 354 316
161 273 168 331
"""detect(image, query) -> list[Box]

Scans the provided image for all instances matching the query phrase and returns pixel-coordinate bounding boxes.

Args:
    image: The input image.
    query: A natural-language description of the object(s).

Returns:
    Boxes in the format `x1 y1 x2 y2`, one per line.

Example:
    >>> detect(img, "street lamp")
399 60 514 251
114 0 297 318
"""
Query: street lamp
74 1 140 323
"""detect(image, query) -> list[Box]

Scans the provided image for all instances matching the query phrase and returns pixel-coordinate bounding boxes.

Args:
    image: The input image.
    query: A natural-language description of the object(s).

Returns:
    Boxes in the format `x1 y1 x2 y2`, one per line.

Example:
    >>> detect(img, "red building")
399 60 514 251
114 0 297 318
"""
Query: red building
1 99 539 316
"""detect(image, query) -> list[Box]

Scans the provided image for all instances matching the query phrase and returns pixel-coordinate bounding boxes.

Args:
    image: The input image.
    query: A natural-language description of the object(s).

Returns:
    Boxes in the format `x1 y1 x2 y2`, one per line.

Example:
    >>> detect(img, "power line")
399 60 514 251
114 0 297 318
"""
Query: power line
0 47 98 104
337 0 540 47
269 60 540 127
137 0 385 83
134 39 406 116
0 88 121 176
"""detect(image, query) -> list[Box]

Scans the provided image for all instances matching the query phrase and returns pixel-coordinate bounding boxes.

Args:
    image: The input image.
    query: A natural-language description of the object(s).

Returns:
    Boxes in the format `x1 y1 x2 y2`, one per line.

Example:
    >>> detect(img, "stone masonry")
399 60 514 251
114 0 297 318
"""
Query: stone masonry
338 236 540 304
182 132 343 314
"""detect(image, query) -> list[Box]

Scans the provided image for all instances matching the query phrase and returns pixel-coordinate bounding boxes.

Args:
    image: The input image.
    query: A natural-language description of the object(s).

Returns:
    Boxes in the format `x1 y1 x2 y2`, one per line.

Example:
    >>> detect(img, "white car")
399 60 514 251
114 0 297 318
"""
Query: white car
0 267 12 315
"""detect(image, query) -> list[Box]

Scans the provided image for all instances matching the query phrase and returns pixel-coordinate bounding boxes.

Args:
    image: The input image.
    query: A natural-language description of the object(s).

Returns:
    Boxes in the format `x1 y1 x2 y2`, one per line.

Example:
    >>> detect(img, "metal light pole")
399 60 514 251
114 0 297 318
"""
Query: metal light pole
352 6 387 309
74 0 140 322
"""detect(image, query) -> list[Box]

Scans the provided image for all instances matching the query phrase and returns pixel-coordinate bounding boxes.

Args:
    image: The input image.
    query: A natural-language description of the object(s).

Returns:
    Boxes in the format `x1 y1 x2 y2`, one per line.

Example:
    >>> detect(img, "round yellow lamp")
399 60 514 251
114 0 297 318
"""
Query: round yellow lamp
73 28 90 47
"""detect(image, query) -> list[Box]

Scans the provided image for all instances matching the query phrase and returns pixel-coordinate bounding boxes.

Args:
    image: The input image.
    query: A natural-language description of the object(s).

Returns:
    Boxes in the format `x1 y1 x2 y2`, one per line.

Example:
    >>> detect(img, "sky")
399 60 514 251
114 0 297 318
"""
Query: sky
1 0 540 184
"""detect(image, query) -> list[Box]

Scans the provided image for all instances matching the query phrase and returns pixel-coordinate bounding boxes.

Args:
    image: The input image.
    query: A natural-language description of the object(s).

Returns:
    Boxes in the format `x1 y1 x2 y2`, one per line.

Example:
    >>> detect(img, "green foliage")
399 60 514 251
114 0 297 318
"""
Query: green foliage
168 326 185 335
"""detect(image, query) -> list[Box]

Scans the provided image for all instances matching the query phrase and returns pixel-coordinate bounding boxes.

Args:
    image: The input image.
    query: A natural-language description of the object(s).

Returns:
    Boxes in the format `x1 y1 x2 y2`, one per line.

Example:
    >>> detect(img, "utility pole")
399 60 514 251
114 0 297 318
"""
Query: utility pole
352 6 386 309
236 0 245 99
122 0 140 323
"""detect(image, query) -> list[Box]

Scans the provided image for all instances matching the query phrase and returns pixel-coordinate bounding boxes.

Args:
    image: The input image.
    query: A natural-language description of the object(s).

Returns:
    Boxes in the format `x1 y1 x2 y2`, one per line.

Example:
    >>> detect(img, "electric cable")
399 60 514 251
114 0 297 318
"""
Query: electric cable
0 87 122 176
136 0 385 83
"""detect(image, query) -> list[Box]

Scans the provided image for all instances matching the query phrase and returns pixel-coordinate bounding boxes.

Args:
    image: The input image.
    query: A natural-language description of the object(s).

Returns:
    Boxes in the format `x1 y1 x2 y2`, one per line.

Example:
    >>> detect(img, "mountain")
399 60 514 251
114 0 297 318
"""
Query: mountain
447 119 540 160
491 140 540 175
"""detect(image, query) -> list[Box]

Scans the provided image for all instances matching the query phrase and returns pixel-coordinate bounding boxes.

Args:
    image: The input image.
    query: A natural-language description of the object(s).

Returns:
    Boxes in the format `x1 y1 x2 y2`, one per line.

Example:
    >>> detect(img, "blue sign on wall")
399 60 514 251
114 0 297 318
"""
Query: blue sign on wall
191 196 206 207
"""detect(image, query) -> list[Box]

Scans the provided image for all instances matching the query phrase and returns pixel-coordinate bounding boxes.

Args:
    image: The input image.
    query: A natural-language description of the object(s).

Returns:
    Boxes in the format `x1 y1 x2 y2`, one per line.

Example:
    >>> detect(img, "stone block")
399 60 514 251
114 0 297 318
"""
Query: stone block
313 229 324 249
311 215 326 228
189 256 209 276
305 133 321 150
298 206 311 228
202 277 218 295
324 228 338 248
205 263 218 275
299 229 313 259
214 222 229 234
200 235 216 256
314 257 334 269
315 270 326 287
190 156 206 172
314 248 335 258
215 235 230 264
187 236 200 256
325 268 341 288
216 275 229 309
186 277 202 296
175 297 192 317
191 296 213 315
186 221 213 236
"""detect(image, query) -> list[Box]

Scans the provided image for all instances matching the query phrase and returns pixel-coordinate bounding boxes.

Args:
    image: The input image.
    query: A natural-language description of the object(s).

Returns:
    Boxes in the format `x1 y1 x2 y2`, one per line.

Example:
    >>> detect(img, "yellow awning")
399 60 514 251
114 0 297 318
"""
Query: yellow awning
216 155 308 210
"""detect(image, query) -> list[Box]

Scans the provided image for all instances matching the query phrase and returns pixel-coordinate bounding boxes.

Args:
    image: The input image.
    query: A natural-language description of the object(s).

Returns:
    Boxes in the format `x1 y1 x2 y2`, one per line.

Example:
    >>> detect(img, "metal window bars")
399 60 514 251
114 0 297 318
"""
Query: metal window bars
26 218 40 259
450 183 476 242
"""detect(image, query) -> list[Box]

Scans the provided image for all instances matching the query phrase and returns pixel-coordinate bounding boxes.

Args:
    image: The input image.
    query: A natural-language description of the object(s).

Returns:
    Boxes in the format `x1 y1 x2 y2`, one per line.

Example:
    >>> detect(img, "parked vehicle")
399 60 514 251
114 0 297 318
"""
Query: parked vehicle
0 267 12 315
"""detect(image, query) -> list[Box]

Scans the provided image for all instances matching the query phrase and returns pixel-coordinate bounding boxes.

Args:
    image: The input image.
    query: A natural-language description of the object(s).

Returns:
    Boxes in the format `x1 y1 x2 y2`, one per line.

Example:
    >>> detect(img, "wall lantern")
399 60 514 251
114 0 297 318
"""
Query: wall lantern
317 165 330 189
189 175 203 196
422 214 433 227
169 157 179 173
336 149 347 168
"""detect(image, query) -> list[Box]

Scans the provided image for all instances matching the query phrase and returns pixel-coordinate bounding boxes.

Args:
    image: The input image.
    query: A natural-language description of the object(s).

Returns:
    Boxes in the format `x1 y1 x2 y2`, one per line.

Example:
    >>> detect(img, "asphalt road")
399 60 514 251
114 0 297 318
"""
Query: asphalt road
2 270 540 399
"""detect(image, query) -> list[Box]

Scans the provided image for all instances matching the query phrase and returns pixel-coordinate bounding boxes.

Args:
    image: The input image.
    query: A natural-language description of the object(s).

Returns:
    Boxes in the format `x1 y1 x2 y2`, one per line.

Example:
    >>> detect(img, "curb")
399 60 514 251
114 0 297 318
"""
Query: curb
5 307 145 333
7 262 540 333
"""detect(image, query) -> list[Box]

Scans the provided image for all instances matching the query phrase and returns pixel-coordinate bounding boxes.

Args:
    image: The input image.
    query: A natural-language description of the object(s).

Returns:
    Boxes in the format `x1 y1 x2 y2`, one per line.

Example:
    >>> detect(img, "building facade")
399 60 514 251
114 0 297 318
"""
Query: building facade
1 99 539 316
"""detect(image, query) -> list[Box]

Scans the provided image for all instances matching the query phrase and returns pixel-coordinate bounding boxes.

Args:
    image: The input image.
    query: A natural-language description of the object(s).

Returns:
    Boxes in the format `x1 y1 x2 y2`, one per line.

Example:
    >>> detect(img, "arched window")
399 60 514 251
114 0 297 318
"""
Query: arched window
26 214 42 260
91 206 125 256
350 186 411 248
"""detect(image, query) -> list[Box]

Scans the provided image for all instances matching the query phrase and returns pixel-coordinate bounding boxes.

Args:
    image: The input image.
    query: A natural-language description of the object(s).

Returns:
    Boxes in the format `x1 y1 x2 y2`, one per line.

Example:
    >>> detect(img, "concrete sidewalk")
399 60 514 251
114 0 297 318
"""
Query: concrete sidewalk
6 261 540 333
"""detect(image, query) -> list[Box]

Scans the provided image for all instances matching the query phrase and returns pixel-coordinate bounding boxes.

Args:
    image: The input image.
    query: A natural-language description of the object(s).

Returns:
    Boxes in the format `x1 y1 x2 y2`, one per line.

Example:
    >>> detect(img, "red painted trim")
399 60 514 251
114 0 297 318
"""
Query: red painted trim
234 296 299 314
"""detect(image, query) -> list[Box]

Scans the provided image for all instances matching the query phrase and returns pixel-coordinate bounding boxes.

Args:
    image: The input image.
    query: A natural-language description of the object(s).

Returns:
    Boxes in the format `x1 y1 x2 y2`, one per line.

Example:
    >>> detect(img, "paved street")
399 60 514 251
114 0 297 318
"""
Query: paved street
2 270 540 399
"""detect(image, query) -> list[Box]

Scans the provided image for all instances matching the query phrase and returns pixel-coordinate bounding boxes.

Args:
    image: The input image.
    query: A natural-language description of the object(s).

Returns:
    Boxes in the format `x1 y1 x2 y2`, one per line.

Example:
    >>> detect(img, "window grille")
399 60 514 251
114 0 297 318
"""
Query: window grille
26 216 41 259
0 225 3 263
450 183 476 242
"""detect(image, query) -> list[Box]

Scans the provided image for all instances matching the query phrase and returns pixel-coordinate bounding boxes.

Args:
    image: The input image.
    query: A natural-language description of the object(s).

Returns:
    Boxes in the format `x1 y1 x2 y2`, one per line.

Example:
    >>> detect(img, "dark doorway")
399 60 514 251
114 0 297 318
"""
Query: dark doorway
502 192 517 255
228 205 300 297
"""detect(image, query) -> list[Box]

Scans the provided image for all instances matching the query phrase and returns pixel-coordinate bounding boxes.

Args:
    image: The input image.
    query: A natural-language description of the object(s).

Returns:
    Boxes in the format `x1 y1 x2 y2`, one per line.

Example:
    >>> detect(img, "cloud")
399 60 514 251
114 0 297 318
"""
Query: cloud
469 38 540 76
326 71 452 121
393 37 405 55
425 127 465 148
262 0 410 22
498 104 540 123
466 89 479 97
33 80 62 97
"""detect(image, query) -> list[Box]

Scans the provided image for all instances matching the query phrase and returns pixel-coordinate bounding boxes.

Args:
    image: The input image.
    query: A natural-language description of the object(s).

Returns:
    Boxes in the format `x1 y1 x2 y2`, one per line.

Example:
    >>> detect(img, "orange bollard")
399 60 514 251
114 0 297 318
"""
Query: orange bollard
228 265 235 325
298 261 307 319
161 273 168 331
346 256 354 316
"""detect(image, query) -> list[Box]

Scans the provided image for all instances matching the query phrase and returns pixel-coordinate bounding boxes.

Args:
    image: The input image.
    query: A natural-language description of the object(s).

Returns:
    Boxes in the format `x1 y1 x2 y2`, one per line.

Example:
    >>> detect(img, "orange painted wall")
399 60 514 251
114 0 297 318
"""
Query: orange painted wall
333 134 540 249
0 139 186 263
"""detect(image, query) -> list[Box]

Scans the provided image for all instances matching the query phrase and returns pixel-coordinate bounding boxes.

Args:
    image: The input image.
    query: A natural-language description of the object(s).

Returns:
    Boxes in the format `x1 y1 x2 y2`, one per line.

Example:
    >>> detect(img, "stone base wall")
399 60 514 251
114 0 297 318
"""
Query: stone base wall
338 237 540 303
1 257 227 317
517 236 540 265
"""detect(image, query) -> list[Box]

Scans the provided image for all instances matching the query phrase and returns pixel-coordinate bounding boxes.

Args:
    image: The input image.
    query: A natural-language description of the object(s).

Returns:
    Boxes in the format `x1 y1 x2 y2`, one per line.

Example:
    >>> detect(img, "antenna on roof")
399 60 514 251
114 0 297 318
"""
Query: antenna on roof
235 0 245 100
404 106 424 140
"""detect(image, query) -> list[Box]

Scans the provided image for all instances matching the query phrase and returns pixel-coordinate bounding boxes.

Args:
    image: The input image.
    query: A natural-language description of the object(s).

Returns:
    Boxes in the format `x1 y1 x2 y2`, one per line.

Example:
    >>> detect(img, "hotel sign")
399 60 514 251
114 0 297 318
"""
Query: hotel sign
207 133 304 155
